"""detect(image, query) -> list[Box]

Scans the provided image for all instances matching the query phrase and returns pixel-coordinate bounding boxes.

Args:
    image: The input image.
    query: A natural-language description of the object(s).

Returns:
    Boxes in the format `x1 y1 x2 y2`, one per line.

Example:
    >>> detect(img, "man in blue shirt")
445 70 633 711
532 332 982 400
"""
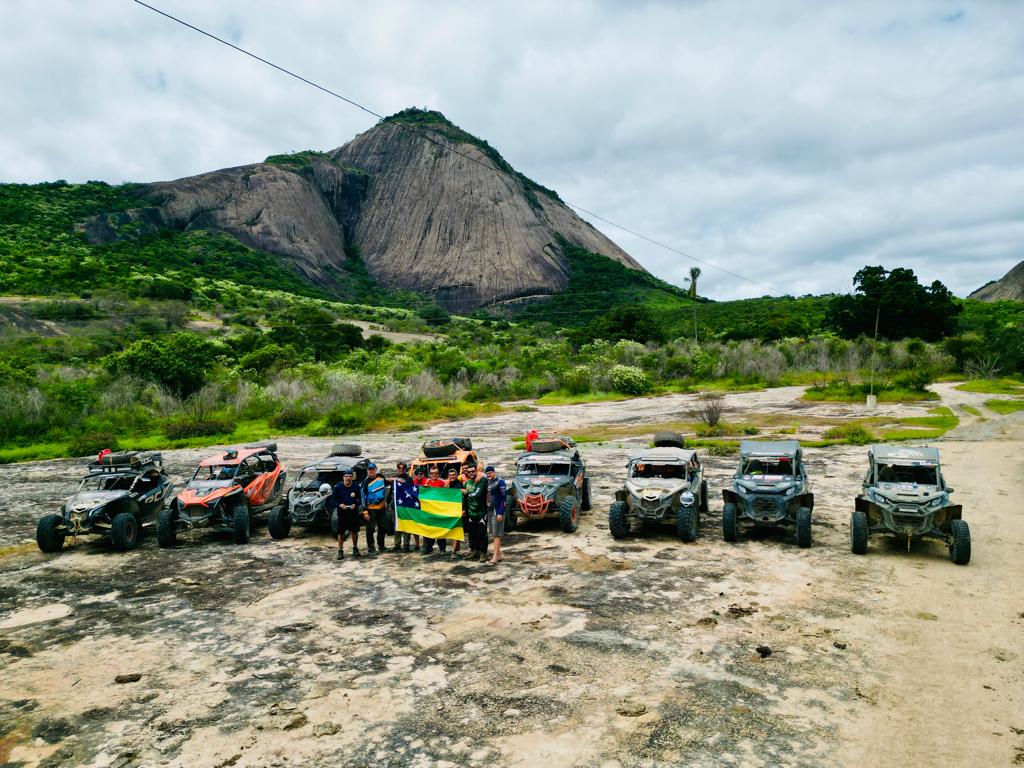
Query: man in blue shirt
485 465 506 566
360 464 388 555
332 469 362 560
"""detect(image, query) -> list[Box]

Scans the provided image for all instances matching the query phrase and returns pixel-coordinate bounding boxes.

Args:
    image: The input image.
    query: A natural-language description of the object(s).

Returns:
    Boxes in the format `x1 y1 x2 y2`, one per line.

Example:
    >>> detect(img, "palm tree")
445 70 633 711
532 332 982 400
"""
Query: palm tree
688 266 701 299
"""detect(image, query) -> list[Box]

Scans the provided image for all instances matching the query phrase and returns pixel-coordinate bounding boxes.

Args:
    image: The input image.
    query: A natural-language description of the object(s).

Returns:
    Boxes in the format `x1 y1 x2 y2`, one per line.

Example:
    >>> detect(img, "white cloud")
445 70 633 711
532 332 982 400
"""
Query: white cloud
1 0 1022 299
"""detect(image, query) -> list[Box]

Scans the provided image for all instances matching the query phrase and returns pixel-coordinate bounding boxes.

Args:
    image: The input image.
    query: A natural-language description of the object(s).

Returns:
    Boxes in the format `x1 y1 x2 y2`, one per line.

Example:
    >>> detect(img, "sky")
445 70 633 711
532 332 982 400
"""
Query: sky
2 0 1023 300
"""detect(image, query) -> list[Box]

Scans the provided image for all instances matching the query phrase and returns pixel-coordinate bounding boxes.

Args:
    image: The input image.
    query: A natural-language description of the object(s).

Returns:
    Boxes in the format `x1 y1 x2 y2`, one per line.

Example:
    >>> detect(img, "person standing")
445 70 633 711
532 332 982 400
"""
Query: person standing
485 465 506 566
390 461 416 553
462 464 488 561
419 464 447 556
361 463 388 555
332 469 361 560
446 467 464 560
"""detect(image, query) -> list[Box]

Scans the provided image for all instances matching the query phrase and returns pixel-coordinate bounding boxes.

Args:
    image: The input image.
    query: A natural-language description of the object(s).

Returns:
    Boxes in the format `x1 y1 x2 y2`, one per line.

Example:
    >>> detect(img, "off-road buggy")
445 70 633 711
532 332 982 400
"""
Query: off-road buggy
722 440 814 547
410 436 481 481
267 444 368 540
158 443 286 547
506 436 590 533
36 451 174 553
852 445 969 564
608 431 708 541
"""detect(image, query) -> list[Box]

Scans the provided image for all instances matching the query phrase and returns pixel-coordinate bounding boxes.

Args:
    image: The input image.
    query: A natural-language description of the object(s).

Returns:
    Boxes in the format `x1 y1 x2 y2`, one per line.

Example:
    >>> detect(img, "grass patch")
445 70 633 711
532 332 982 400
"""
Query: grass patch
959 404 982 417
535 390 637 405
985 399 1024 415
954 378 1024 395
821 424 874 444
803 383 939 402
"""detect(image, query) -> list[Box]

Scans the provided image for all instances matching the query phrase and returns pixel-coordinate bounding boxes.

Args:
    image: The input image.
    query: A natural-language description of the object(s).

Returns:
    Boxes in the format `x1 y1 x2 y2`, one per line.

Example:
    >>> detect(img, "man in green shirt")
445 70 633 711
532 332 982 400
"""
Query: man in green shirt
462 464 488 561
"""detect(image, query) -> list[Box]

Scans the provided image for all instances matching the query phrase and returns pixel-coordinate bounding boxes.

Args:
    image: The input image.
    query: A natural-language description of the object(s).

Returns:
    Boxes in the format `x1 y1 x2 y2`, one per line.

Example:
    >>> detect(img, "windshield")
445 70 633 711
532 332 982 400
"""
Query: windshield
195 464 238 482
80 474 135 492
631 463 686 480
741 458 794 478
518 462 571 476
877 463 938 485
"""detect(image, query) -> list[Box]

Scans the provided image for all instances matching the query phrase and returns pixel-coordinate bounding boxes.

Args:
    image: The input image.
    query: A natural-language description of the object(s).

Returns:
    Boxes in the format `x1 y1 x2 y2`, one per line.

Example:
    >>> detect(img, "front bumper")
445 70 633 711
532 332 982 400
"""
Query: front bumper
736 493 794 524
64 512 108 536
856 496 960 540
629 496 674 521
289 501 328 526
517 494 554 519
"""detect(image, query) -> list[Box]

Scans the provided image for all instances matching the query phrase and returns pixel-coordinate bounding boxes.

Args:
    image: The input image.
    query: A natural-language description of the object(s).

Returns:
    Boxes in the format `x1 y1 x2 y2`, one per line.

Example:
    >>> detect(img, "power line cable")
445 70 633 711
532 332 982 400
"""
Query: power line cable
132 0 774 293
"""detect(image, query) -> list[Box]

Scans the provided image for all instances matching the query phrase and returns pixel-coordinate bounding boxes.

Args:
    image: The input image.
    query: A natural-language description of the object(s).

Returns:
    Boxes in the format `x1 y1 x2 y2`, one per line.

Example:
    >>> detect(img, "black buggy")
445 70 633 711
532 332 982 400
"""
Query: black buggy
36 451 175 553
506 436 591 533
722 440 814 547
267 444 369 539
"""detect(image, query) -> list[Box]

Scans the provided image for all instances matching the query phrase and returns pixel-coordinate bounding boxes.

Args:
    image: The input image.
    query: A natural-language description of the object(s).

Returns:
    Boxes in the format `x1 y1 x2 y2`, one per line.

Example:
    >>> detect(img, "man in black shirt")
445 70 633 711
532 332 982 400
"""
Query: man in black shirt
331 469 362 560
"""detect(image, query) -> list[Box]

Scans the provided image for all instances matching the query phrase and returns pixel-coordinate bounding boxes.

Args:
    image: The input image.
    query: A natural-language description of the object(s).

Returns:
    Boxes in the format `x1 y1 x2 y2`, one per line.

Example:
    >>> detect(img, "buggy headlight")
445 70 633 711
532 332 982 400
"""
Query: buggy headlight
786 486 797 496
680 492 695 506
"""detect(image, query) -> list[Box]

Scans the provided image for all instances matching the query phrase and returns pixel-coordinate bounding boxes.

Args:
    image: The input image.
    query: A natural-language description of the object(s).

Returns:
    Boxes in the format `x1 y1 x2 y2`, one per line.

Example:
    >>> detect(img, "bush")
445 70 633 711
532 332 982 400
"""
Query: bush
610 365 651 396
561 365 592 395
269 404 314 430
163 418 235 440
325 405 368 433
67 432 118 457
890 367 934 392
695 392 724 427
822 424 874 444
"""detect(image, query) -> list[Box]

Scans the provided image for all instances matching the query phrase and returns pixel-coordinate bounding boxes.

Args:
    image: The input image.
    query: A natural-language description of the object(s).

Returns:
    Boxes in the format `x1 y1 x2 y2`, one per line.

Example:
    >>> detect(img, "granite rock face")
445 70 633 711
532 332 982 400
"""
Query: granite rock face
82 112 642 309
968 260 1024 301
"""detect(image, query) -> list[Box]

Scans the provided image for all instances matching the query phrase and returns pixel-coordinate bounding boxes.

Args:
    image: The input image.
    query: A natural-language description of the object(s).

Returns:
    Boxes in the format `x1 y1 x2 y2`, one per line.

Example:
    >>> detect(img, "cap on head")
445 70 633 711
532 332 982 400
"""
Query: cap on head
367 463 377 470
342 469 354 477
485 465 495 473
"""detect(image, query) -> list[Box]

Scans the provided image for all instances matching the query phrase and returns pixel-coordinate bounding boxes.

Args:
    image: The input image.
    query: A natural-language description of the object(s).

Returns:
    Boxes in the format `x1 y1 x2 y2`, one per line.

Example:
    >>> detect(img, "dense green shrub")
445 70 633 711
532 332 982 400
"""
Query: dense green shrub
325 405 368 433
610 365 651 395
107 333 220 396
890 367 934 392
269 404 314 430
560 365 592 395
67 432 118 457
821 424 874 444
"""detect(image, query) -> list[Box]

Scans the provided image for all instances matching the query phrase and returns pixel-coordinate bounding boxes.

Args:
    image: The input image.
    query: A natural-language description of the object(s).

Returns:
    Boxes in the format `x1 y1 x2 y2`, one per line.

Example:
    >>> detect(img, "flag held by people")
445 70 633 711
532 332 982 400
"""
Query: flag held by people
394 481 463 541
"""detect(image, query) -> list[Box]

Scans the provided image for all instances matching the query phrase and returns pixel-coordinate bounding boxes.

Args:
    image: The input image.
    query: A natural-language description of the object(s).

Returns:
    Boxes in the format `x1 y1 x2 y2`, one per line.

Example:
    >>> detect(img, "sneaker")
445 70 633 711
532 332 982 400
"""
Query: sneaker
421 548 433 556
471 552 481 562
336 549 344 561
367 546 377 555
352 548 361 558
449 551 460 561
403 544 412 552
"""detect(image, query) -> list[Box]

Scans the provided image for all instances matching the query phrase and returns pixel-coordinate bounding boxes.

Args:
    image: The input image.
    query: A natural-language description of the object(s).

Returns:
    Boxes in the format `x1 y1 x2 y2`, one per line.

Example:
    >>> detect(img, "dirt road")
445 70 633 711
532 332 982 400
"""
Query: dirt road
0 386 1021 767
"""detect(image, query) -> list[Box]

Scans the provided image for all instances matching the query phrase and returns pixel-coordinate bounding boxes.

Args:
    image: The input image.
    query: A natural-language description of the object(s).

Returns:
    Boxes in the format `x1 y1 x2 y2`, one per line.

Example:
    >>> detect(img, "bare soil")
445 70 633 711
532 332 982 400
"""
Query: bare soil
1 385 1021 767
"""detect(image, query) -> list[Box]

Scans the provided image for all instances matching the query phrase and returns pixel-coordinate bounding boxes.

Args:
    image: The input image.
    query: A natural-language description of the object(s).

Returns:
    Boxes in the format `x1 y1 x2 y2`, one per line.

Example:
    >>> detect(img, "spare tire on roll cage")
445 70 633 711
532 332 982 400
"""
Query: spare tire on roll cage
652 431 686 449
422 439 459 458
529 438 572 454
331 443 362 457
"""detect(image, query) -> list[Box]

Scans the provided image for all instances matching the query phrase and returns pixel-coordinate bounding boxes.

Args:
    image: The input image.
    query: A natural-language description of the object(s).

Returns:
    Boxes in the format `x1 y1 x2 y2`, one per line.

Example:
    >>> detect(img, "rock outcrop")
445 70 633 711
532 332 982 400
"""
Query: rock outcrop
83 109 641 309
968 260 1024 301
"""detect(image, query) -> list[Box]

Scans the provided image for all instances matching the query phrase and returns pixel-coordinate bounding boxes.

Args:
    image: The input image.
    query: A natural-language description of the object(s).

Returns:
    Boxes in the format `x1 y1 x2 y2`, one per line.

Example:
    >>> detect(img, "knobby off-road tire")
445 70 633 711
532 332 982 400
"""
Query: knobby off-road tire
267 506 291 540
157 508 177 548
608 501 630 539
331 443 362 457
652 431 685 449
110 512 139 551
530 438 567 453
676 506 699 542
559 497 579 533
504 494 518 532
581 478 592 511
850 510 869 555
451 437 473 451
949 519 971 565
722 503 739 542
421 440 458 458
796 507 812 548
233 505 251 545
36 514 66 553
700 480 709 513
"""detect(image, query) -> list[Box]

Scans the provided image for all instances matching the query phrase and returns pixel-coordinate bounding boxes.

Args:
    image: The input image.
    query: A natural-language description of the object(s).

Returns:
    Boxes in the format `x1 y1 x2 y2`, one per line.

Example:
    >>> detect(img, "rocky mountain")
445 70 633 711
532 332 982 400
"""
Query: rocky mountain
82 109 642 309
968 260 1024 301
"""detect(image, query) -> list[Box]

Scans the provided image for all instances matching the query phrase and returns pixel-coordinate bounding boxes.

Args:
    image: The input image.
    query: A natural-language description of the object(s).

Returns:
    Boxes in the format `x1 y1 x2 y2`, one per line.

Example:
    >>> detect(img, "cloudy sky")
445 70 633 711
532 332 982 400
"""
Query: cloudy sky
3 1 1023 299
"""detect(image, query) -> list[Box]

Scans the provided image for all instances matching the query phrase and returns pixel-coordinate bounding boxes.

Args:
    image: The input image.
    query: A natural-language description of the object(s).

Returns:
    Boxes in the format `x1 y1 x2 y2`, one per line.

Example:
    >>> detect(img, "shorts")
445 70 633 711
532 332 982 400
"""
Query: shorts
489 511 505 538
336 507 362 534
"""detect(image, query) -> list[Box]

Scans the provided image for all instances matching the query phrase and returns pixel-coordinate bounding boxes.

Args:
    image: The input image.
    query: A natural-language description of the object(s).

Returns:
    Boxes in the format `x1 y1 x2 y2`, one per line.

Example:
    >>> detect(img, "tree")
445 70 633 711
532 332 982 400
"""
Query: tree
106 333 219 396
825 266 961 341
269 306 363 362
689 266 701 300
573 305 668 346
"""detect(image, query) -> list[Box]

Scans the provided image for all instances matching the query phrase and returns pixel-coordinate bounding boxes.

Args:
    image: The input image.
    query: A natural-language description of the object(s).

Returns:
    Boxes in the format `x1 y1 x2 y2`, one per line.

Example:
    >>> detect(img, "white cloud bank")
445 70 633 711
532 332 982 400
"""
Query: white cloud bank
1 0 1022 299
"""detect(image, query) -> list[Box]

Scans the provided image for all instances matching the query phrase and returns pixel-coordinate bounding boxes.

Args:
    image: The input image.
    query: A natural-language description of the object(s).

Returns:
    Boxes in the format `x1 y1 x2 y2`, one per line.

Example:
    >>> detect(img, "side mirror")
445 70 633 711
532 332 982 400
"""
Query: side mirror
945 487 954 494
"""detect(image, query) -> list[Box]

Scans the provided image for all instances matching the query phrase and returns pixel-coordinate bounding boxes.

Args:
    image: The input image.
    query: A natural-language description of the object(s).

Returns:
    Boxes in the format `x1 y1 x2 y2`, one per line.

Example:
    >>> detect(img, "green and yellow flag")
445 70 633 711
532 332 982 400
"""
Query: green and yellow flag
394 481 464 541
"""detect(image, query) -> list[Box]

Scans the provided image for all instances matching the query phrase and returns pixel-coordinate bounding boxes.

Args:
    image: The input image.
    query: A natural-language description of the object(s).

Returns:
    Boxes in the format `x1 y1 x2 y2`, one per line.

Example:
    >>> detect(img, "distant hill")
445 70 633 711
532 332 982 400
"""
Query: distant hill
75 108 644 310
969 260 1024 301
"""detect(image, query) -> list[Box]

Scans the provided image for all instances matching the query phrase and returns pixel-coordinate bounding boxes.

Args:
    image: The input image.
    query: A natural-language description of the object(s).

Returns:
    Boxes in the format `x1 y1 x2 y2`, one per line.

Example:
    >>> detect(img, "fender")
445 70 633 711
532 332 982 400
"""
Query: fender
722 488 739 505
796 492 815 511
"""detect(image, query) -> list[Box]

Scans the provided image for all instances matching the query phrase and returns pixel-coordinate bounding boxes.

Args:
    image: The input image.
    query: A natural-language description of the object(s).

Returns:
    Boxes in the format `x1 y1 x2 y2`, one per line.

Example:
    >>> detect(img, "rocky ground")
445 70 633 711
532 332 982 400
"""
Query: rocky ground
1 385 1022 767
